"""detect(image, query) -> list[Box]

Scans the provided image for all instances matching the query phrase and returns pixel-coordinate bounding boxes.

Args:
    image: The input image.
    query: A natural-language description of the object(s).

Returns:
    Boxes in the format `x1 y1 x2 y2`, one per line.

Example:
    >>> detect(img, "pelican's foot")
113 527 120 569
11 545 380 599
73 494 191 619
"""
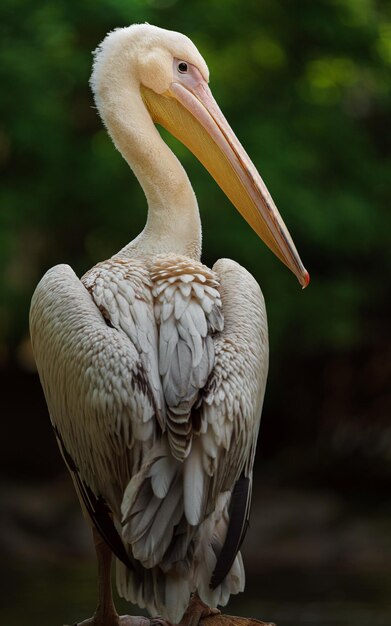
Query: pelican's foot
150 617 172 626
178 594 220 626
119 618 155 626
72 616 151 626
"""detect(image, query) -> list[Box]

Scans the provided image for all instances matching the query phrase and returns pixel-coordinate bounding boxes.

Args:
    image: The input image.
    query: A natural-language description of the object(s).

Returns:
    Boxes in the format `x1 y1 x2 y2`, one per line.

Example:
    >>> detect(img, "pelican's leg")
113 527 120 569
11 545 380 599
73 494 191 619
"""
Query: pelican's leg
74 527 119 626
93 527 119 625
177 593 220 626
75 528 150 626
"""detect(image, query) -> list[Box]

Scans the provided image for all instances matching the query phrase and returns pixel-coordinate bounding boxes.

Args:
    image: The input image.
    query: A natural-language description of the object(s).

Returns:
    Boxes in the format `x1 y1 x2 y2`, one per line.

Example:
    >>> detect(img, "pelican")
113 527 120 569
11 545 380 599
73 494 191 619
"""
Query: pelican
30 24 309 626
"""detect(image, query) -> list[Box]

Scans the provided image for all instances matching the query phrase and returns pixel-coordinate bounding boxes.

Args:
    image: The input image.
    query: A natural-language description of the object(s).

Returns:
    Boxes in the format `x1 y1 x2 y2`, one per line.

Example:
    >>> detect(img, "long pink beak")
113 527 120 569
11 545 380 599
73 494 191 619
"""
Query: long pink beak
142 61 309 287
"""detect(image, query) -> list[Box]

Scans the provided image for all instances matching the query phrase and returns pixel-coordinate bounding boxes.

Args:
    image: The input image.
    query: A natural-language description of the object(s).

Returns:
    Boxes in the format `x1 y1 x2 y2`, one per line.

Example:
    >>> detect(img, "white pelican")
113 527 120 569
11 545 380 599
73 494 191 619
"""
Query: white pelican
30 24 309 626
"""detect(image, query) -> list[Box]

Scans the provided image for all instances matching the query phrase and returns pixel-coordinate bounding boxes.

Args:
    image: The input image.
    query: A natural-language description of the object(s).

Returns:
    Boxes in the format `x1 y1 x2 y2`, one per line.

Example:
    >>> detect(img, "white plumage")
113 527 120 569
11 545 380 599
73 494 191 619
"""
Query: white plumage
30 255 267 621
30 23 307 626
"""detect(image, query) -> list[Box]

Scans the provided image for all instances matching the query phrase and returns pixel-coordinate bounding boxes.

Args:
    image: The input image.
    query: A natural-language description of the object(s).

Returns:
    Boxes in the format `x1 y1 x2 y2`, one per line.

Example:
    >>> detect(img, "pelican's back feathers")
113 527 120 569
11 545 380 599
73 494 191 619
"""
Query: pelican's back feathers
30 254 268 623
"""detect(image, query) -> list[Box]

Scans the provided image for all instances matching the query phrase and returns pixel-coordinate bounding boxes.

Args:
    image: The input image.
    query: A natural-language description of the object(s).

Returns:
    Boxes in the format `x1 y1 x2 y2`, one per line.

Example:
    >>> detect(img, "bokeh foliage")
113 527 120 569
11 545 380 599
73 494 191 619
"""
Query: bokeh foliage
1 0 390 363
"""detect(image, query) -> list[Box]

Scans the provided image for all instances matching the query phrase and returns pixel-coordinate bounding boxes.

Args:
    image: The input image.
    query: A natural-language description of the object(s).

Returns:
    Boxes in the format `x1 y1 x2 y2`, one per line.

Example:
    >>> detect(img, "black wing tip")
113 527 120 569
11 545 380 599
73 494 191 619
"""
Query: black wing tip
54 425 134 571
210 475 251 589
91 494 134 570
210 571 221 590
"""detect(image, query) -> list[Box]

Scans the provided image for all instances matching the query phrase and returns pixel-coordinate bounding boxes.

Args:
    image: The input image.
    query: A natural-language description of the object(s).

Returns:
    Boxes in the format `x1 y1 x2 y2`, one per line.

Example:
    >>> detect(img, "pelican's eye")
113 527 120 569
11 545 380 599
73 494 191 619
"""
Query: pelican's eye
178 61 188 73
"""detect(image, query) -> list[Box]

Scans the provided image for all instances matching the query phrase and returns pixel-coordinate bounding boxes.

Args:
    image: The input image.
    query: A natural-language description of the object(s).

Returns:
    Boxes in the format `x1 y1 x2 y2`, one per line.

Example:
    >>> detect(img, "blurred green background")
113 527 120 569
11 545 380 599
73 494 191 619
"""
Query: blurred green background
1 1 391 625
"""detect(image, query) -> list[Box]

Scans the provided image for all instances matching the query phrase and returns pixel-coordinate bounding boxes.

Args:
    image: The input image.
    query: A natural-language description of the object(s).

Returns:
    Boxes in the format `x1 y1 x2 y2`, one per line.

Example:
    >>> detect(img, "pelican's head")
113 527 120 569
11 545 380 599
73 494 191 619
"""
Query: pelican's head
92 24 309 287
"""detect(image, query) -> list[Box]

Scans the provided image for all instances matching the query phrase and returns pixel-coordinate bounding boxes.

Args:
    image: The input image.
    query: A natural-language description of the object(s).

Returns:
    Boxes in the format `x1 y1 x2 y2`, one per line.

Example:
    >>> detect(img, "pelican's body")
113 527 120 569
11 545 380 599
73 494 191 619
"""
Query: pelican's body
30 25 308 626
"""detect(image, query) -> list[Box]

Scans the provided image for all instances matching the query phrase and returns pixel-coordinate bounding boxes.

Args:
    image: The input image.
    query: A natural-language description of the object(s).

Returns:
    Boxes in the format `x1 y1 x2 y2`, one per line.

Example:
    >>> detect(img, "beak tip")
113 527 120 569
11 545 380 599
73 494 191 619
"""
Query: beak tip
301 270 310 289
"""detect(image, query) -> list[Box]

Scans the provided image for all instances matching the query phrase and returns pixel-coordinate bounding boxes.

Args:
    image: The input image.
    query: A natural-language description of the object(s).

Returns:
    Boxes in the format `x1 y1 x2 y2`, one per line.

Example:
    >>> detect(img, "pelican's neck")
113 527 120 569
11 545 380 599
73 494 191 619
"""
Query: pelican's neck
96 74 202 260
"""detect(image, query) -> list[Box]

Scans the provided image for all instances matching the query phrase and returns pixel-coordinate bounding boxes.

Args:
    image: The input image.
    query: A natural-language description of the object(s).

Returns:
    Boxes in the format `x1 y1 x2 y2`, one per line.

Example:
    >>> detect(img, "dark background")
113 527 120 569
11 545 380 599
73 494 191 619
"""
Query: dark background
1 1 390 625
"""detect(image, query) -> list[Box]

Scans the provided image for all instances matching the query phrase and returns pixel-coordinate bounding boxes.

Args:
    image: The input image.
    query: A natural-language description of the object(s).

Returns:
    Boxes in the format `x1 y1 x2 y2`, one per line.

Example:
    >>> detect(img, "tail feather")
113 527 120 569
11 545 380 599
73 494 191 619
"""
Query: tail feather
116 558 192 624
164 574 192 624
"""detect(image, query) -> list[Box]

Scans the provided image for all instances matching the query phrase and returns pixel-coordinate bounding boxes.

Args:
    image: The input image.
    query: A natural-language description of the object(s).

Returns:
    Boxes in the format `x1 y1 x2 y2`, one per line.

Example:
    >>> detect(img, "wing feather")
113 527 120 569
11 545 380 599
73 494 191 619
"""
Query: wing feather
29 261 164 532
193 258 268 595
210 474 251 589
150 255 223 462
53 425 134 571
